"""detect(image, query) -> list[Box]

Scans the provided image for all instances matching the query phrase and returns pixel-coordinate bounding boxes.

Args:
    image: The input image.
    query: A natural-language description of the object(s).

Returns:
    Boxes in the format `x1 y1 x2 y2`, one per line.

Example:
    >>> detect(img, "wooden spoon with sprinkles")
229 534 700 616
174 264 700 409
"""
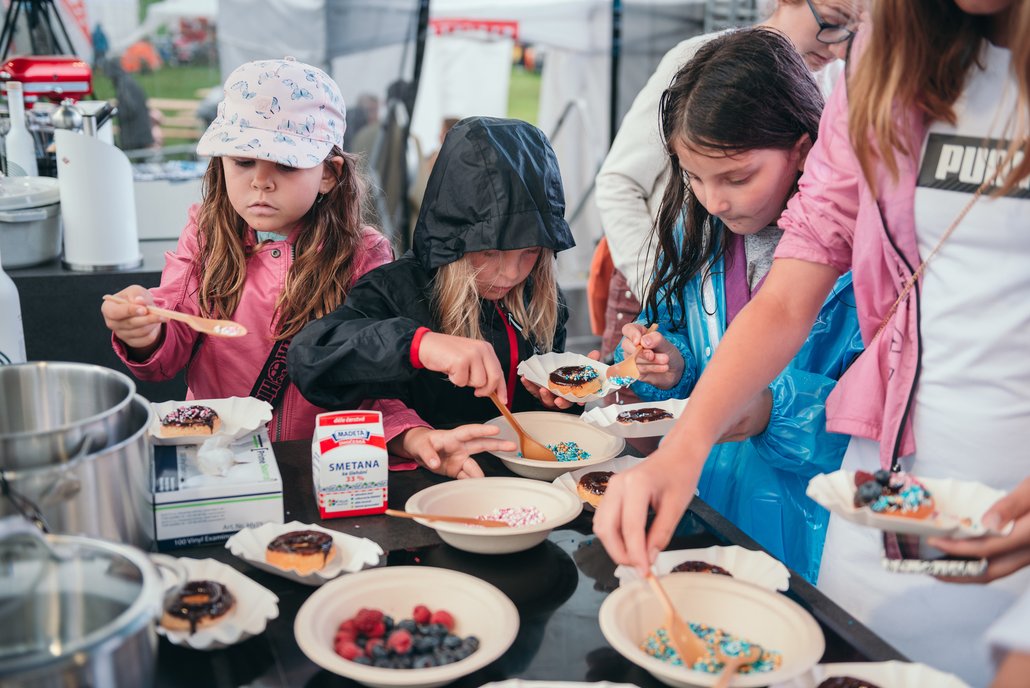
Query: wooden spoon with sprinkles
606 323 659 382
385 509 509 528
646 572 706 669
712 643 762 688
103 294 248 338
489 393 559 462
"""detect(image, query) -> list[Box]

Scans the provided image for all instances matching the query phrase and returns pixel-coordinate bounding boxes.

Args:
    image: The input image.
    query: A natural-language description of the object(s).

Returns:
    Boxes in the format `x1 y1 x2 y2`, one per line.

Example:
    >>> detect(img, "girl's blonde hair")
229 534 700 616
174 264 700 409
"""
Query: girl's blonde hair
432 250 559 353
849 0 1029 195
195 145 371 340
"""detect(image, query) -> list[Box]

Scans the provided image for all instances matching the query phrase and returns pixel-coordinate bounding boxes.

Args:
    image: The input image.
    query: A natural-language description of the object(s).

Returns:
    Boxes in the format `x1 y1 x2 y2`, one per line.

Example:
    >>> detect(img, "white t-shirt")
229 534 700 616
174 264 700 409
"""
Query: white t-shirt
817 42 1030 688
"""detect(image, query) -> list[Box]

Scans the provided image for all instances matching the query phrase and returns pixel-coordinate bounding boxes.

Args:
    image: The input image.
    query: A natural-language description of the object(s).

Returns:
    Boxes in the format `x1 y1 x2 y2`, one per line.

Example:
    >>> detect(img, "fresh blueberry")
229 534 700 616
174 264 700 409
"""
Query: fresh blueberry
355 636 366 648
855 480 883 506
873 469 891 486
369 644 388 660
398 619 417 633
382 615 395 632
414 635 436 653
416 623 431 635
413 655 437 669
453 647 472 661
463 636 480 652
353 656 372 666
443 634 462 649
428 623 448 636
373 658 391 668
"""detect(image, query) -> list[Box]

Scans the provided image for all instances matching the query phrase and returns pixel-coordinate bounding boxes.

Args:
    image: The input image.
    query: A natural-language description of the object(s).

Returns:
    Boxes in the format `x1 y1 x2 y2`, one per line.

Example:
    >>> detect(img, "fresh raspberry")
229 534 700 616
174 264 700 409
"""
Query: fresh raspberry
334 639 362 661
386 628 413 655
412 604 432 625
355 608 384 625
335 619 357 642
364 637 384 659
429 610 455 631
354 608 386 636
854 470 877 487
366 620 386 638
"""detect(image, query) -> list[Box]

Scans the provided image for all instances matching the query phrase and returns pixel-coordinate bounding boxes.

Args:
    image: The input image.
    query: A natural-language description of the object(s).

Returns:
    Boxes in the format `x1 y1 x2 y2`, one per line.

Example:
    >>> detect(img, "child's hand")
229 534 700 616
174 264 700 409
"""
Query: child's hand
393 425 516 479
417 332 508 402
621 323 683 389
521 350 602 409
101 286 164 360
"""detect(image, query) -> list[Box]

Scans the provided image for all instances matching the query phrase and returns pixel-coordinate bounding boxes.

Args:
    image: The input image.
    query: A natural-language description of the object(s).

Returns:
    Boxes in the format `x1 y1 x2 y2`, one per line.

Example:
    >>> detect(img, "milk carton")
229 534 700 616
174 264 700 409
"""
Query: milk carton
312 410 388 518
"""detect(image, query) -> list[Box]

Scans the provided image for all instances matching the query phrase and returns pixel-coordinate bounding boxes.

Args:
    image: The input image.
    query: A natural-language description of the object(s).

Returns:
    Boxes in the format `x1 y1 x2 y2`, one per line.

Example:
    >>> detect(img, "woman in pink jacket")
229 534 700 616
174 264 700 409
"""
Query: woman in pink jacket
594 1 1030 684
101 57 400 442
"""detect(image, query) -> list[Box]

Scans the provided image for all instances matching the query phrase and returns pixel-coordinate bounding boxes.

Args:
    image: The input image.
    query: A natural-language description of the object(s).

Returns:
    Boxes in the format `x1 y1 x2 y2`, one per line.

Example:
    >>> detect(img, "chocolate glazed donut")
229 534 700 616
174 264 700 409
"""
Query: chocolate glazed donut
579 471 613 496
267 530 334 564
616 407 673 423
670 560 733 577
548 365 599 385
164 580 235 634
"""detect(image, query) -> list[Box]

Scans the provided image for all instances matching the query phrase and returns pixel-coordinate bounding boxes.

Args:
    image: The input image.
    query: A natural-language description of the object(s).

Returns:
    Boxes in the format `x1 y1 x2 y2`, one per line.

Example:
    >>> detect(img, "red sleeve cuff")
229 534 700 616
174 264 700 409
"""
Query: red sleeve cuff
410 326 431 369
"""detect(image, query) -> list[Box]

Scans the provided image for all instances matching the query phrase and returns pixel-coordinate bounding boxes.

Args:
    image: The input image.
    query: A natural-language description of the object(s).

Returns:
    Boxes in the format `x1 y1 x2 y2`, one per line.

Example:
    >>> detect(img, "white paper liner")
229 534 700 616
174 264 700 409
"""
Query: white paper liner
807 470 1011 539
482 411 626 481
518 352 631 403
225 521 384 586
551 454 646 510
150 396 273 445
614 545 791 592
156 556 279 650
770 660 971 688
581 398 688 438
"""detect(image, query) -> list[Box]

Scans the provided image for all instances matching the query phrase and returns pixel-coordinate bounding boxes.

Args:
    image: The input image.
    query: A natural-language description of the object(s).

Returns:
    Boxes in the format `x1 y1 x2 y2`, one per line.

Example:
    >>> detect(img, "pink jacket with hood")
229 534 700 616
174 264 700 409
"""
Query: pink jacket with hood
774 45 933 469
113 204 426 443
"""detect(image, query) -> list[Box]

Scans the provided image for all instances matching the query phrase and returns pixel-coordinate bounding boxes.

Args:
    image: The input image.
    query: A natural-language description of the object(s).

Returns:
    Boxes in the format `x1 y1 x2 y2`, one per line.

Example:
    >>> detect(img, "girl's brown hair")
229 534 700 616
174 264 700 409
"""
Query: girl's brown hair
195 145 370 340
432 250 559 353
849 0 1029 195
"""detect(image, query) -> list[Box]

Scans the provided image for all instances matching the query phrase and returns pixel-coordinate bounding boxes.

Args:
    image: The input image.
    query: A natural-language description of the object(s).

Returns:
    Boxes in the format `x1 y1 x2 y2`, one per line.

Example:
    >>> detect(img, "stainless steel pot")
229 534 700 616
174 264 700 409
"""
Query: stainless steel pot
0 521 164 687
0 176 62 269
0 395 155 548
0 362 136 470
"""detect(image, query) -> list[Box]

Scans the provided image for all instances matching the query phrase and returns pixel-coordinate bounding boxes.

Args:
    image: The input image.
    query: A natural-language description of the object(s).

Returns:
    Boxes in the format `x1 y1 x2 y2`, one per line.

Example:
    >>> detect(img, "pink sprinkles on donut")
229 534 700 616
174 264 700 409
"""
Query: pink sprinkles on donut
162 404 218 428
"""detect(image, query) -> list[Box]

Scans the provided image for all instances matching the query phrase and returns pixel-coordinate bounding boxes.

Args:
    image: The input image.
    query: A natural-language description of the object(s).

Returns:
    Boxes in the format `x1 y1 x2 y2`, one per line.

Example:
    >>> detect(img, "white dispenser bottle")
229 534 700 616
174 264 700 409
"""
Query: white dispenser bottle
0 242 27 364
4 81 38 177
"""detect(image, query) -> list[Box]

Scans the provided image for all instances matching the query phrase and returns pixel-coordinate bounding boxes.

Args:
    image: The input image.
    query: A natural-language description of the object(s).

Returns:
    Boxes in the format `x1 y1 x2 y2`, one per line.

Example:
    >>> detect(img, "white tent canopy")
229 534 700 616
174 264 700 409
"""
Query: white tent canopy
110 0 217 54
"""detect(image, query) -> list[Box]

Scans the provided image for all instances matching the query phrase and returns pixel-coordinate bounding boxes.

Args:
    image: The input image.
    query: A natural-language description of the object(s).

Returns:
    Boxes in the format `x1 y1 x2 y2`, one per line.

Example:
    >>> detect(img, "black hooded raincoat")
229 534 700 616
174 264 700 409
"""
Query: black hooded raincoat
288 117 576 430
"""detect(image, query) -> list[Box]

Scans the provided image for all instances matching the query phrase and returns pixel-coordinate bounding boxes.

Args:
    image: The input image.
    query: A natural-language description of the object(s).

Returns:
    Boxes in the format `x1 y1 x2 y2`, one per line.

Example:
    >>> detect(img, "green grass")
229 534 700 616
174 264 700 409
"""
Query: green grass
508 66 541 124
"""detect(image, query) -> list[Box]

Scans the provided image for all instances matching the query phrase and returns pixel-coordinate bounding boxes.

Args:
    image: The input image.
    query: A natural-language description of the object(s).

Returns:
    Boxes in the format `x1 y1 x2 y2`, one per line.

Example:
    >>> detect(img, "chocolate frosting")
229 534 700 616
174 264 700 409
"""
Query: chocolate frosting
616 407 672 423
548 365 599 386
162 404 218 429
578 471 613 496
670 560 733 577
164 580 235 634
267 530 334 563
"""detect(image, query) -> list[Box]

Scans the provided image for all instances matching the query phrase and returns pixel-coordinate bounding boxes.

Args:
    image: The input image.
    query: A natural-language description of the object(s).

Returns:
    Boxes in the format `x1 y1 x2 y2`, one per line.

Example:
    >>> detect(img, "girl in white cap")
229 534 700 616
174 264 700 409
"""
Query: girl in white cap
102 57 397 442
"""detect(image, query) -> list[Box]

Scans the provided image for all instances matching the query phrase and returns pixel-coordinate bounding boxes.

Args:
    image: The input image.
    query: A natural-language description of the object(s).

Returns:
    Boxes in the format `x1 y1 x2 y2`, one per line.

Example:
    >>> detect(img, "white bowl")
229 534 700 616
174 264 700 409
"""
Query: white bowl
294 566 519 688
405 477 583 554
599 573 824 688
484 411 625 481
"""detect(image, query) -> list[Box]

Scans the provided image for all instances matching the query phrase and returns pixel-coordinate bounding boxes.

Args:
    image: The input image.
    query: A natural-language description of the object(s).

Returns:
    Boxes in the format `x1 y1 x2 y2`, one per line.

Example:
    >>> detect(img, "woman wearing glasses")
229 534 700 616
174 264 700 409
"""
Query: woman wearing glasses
595 1 1030 684
593 0 863 369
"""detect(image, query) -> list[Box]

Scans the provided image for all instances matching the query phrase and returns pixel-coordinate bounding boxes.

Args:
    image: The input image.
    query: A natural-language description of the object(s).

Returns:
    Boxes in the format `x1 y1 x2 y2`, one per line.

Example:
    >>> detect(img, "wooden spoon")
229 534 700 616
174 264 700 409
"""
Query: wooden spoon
103 294 248 338
645 572 706 668
488 393 558 462
712 643 763 688
606 323 659 382
385 509 509 528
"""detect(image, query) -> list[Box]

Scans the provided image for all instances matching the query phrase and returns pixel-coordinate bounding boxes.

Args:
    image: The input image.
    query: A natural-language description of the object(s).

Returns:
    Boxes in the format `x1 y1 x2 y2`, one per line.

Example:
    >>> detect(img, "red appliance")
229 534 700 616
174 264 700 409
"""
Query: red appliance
1 55 92 103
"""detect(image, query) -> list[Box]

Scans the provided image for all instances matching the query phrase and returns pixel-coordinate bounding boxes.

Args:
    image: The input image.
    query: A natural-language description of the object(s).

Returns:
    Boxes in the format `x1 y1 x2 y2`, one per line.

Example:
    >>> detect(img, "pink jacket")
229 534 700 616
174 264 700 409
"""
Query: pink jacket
775 64 929 468
114 204 426 444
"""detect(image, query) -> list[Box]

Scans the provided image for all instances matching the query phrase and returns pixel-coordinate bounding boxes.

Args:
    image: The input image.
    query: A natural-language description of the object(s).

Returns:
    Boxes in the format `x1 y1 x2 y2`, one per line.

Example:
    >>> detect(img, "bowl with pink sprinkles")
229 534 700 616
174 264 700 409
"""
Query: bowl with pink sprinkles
405 477 583 554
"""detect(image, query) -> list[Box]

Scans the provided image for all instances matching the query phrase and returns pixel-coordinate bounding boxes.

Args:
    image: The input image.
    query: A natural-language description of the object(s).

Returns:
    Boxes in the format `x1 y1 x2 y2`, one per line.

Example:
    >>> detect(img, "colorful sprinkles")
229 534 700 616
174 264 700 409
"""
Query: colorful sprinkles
162 404 219 428
641 624 781 674
607 375 635 387
477 506 545 527
520 440 591 462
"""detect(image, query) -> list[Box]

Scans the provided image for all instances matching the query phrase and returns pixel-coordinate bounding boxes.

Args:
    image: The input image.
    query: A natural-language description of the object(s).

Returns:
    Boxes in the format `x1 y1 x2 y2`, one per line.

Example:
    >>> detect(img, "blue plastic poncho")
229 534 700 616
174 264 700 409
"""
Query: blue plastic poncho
617 229 863 583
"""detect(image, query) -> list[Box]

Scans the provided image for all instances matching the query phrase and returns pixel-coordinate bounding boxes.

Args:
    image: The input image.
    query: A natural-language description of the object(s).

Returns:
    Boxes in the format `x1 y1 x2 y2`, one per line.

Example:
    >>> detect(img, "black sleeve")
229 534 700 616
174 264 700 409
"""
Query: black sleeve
288 268 428 409
552 285 570 353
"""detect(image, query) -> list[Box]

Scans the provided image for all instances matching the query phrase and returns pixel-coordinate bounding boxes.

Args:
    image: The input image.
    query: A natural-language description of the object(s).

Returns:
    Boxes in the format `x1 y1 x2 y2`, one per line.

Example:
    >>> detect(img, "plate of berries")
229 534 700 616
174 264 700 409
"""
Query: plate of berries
806 469 1010 538
294 566 518 687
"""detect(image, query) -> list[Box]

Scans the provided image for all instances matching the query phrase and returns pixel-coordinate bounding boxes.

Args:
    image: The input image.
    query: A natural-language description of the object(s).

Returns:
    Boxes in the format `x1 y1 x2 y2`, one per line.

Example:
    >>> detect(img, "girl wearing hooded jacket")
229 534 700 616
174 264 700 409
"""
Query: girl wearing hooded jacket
289 117 576 479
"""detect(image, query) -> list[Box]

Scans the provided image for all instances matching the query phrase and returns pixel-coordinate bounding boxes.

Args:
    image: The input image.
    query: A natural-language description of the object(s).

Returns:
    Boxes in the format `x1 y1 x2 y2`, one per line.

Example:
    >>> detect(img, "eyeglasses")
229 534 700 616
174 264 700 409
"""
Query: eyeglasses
805 0 857 45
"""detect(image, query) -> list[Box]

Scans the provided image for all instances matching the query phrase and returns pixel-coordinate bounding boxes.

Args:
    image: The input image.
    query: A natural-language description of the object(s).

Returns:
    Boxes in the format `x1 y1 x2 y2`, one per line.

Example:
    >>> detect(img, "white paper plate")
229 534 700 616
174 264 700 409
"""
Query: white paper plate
225 521 384 586
150 396 273 445
518 352 631 403
581 398 688 438
615 546 791 592
483 411 626 481
156 556 279 650
770 660 971 688
806 470 1010 538
551 454 646 510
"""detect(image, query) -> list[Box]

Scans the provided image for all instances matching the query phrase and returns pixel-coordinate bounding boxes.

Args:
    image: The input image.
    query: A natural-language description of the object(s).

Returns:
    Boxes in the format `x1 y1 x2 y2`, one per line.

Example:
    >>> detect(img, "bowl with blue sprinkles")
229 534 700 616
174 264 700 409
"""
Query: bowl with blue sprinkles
483 411 626 481
404 477 583 554
599 572 824 687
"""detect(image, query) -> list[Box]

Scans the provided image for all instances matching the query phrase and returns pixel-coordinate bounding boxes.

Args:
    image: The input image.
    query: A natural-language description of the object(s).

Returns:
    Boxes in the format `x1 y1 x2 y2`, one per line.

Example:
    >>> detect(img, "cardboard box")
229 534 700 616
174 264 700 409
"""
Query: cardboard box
152 429 284 551
312 410 388 519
